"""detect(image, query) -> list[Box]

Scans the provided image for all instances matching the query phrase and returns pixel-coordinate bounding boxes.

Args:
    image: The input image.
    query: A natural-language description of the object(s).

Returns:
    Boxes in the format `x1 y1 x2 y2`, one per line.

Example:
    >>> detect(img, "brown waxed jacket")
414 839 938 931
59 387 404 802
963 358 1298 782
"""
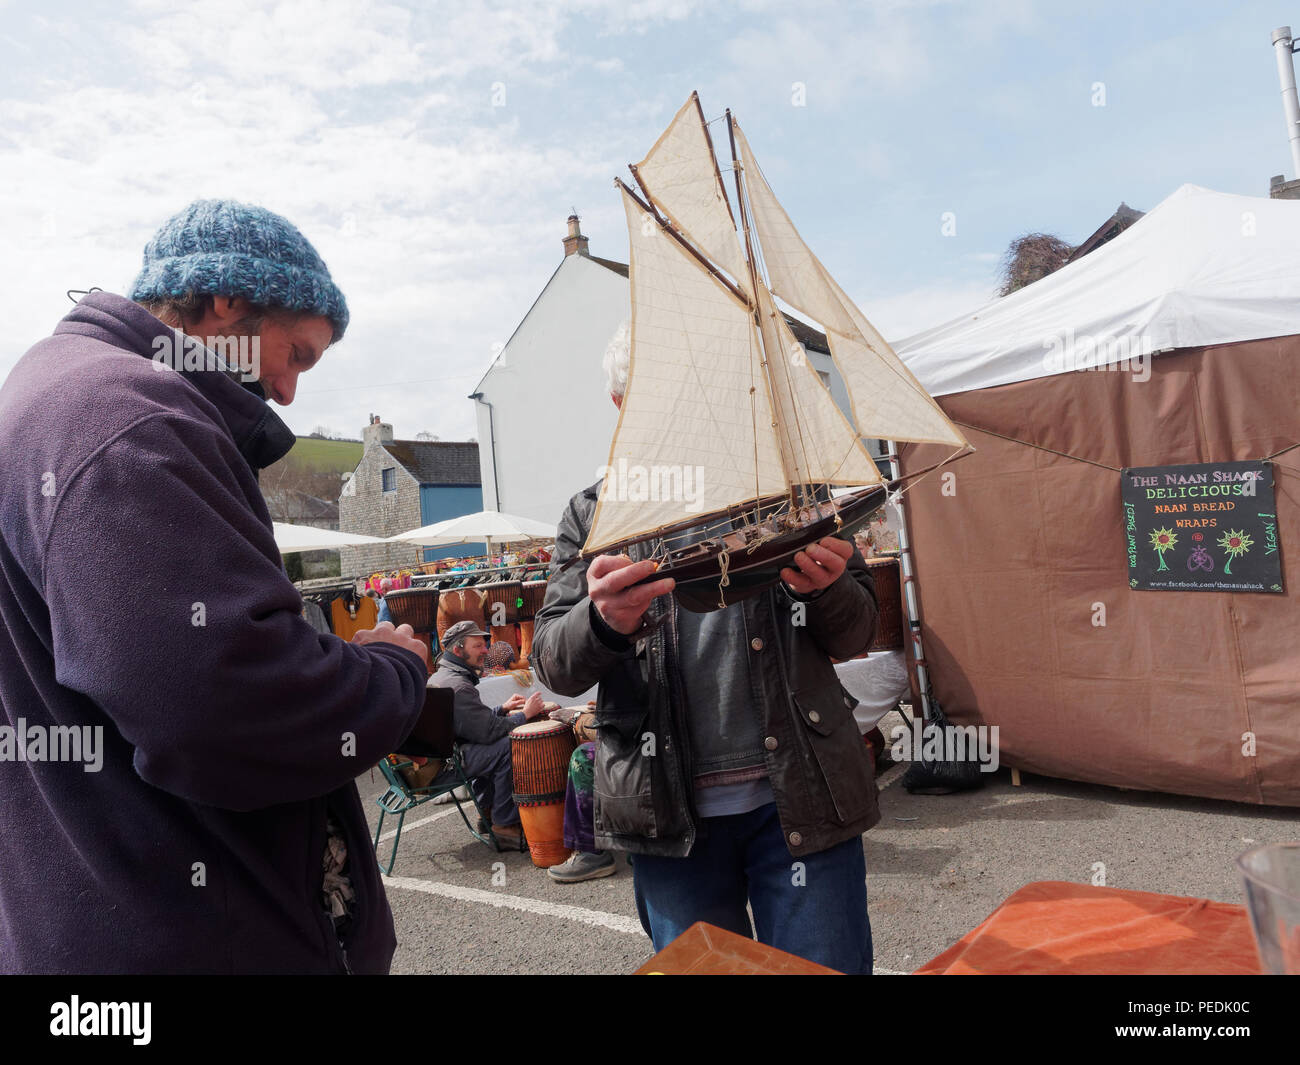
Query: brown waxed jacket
529 481 882 859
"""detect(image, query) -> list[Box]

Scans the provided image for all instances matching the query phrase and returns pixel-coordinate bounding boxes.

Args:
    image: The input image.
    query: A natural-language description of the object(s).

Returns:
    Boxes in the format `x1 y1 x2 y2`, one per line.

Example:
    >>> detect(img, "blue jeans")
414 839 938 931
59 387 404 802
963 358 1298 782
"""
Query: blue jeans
631 802 872 974
456 736 519 828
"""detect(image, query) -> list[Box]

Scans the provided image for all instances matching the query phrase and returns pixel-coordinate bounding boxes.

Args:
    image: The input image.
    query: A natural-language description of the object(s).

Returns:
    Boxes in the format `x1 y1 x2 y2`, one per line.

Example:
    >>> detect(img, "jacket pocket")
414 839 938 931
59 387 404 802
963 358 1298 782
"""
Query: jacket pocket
592 655 657 839
309 795 351 975
791 691 873 825
593 703 657 839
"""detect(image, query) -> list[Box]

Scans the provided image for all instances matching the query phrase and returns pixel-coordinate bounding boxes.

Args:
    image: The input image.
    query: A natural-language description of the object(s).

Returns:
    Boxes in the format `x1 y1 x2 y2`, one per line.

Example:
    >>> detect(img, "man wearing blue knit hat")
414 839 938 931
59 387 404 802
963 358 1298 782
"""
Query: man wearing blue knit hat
0 200 430 973
130 199 350 405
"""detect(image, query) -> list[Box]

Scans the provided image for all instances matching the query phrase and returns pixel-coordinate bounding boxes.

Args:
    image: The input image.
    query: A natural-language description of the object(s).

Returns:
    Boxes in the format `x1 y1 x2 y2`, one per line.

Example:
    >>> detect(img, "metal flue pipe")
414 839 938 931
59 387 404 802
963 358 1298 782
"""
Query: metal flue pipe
1271 27 1300 178
885 440 932 722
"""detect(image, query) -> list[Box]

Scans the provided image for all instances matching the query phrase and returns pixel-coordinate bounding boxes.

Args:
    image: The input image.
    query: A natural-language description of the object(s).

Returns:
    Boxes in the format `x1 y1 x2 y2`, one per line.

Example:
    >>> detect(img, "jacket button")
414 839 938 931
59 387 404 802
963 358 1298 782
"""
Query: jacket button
764 736 778 751
789 831 803 847
750 637 764 651
808 710 821 724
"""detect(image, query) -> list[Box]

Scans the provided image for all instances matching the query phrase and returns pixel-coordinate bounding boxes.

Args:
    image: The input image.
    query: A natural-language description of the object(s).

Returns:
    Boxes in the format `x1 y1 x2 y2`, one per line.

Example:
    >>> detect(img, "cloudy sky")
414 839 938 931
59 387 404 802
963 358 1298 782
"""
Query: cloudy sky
2 0 1295 440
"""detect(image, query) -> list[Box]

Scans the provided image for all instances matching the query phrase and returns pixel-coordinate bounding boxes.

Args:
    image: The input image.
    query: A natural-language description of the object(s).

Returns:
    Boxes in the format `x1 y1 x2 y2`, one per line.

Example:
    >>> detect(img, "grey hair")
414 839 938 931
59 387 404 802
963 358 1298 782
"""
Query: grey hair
602 319 631 399
137 291 295 337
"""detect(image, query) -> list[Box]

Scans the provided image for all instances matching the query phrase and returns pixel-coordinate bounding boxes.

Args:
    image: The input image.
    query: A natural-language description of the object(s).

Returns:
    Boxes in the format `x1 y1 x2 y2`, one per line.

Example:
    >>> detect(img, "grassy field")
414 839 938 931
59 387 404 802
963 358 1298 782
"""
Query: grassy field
283 436 363 473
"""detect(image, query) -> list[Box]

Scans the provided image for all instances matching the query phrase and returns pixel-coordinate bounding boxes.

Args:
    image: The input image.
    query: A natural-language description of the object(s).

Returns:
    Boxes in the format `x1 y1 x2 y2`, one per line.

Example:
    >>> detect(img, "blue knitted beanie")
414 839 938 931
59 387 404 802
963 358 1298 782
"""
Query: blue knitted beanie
128 199 349 341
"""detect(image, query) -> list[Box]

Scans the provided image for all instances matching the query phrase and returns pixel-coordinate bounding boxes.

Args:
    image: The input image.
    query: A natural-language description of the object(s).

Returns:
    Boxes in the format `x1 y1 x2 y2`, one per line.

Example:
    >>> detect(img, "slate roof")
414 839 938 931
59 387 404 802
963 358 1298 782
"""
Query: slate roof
782 313 831 356
1064 202 1145 264
382 440 481 486
286 491 339 521
264 488 339 524
588 254 629 278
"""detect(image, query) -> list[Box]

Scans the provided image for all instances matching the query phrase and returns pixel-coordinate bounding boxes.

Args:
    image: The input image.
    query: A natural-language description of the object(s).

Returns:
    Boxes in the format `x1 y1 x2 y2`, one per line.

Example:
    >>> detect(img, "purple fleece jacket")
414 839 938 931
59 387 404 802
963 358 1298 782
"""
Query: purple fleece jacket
0 292 428 974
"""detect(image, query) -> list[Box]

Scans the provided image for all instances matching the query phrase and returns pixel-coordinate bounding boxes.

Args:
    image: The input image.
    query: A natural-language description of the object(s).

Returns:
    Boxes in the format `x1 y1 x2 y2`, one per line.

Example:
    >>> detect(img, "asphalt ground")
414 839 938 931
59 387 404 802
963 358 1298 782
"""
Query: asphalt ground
359 708 1299 975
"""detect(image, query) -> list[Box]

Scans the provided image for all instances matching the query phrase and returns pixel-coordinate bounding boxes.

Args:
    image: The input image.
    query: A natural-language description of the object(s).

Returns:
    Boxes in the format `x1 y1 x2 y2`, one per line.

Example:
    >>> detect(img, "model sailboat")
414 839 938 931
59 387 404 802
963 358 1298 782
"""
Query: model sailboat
580 92 971 611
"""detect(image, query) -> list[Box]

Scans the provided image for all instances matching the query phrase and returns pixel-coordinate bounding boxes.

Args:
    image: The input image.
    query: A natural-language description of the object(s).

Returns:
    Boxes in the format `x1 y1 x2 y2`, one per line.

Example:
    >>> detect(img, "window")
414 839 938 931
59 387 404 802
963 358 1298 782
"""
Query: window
381 467 396 492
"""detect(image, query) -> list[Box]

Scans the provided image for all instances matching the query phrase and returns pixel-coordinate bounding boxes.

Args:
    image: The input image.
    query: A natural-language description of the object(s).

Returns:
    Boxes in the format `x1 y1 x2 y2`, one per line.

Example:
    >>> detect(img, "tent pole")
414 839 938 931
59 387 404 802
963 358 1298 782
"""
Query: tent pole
887 440 932 723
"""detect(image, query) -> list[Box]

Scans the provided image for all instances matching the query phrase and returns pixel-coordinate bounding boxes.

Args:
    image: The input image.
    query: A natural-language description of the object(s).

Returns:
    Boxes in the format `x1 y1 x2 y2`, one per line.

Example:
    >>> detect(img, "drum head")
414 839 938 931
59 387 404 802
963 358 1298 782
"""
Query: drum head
511 719 568 738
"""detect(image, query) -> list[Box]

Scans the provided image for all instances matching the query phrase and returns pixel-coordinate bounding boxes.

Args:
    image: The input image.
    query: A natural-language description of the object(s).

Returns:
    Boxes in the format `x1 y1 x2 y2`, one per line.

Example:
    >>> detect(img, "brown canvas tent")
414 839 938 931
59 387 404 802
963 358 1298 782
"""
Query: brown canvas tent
891 185 1300 806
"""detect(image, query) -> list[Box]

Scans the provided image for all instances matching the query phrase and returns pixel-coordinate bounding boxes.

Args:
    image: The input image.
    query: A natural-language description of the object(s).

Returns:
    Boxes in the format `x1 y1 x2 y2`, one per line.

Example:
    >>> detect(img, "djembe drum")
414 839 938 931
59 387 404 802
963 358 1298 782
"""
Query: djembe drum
510 719 576 867
863 556 904 651
436 588 486 642
382 588 440 633
481 581 523 625
481 581 523 656
517 580 548 660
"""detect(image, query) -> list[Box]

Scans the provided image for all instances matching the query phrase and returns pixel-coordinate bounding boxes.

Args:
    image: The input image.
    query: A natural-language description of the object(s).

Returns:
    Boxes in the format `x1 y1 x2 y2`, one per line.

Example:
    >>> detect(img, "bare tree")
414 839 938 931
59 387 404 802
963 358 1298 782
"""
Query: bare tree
261 459 346 522
997 233 1075 297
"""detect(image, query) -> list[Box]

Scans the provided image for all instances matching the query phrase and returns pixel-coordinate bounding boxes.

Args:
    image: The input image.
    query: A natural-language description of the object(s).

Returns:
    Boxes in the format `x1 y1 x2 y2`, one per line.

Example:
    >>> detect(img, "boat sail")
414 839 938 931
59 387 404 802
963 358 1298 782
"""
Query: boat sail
580 92 970 610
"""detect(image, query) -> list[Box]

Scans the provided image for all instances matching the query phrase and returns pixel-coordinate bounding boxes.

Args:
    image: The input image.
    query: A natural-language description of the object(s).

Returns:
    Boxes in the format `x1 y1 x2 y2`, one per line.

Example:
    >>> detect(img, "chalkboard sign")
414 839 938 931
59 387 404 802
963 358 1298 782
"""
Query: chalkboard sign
1121 461 1283 592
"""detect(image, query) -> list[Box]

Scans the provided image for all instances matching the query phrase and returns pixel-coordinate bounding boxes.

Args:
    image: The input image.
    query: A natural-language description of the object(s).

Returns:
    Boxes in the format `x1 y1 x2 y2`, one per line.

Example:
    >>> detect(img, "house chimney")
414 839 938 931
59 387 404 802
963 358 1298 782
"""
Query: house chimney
362 415 394 449
563 212 589 257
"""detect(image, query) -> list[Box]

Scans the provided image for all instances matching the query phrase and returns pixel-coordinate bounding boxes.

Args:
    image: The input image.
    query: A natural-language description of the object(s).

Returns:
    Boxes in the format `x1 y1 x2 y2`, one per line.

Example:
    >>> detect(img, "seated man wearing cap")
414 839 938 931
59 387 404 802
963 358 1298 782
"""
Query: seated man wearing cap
430 620 546 847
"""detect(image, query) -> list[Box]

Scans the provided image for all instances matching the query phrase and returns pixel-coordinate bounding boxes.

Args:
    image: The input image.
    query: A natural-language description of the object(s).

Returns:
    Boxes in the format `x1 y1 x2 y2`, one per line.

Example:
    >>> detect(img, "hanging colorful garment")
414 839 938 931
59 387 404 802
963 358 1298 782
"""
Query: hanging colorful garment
329 594 379 641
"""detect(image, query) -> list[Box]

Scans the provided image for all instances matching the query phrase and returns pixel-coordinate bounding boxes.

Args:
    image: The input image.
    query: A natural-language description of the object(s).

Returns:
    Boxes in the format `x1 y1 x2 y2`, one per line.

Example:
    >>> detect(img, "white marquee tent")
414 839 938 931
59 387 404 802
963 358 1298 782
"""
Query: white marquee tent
896 184 1300 397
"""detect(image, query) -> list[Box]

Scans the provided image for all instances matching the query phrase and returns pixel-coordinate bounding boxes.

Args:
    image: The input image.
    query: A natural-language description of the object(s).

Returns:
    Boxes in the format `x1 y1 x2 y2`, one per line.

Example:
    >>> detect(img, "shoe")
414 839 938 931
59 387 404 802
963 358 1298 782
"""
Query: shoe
546 850 617 883
491 822 526 850
864 726 895 768
433 782 472 806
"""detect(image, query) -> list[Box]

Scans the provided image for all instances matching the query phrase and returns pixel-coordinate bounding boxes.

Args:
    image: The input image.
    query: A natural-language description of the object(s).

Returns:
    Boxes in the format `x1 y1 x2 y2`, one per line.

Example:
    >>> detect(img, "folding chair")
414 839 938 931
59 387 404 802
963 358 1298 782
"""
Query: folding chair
373 687 502 875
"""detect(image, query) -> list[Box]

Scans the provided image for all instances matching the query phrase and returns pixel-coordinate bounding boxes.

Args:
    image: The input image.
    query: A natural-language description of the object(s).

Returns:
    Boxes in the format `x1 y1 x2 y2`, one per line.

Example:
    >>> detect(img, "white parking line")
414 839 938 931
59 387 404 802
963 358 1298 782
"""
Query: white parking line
384 875 647 936
382 875 911 972
374 805 460 843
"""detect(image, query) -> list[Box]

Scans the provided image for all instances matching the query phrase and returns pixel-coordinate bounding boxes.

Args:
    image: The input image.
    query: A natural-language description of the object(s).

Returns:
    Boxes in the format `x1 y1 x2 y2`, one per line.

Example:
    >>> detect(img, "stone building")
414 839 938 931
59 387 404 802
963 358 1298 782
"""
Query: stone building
338 415 481 576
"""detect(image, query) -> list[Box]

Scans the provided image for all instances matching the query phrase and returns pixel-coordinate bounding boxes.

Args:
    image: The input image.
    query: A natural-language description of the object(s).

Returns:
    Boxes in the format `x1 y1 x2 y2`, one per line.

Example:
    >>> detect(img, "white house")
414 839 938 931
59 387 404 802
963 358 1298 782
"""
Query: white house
471 216 886 527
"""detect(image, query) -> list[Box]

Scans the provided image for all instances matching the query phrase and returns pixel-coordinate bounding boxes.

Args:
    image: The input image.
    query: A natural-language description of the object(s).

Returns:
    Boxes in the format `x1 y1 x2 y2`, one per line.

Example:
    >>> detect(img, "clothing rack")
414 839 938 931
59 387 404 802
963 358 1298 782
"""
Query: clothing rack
411 563 550 587
294 562 551 600
297 576 362 599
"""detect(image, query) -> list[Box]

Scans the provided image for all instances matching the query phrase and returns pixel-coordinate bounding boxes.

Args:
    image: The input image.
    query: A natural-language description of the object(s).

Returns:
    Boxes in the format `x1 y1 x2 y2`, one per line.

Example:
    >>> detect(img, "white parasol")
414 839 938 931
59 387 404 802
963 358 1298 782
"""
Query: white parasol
273 522 388 554
386 510 557 557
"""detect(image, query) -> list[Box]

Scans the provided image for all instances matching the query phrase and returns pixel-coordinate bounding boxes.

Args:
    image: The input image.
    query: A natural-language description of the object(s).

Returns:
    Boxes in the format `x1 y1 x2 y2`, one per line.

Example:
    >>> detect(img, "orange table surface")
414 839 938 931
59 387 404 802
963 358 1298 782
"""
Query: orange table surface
917 880 1262 975
635 922 841 975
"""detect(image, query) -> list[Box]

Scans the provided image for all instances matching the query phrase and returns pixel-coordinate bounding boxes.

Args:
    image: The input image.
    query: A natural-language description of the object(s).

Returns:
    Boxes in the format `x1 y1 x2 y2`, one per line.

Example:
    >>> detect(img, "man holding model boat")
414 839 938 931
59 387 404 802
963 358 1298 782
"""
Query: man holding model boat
531 325 880 975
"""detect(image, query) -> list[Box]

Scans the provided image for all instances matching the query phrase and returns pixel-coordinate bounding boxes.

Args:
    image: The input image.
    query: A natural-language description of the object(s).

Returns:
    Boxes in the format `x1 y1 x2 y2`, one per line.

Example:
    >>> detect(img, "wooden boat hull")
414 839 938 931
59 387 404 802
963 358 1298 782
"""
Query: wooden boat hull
633 485 890 612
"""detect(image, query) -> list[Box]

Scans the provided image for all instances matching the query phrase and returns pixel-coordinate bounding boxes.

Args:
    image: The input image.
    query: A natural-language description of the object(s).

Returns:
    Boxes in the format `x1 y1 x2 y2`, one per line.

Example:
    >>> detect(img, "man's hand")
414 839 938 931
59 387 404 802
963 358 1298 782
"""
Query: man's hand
502 693 527 712
588 554 675 635
780 536 853 597
351 622 430 671
521 692 546 720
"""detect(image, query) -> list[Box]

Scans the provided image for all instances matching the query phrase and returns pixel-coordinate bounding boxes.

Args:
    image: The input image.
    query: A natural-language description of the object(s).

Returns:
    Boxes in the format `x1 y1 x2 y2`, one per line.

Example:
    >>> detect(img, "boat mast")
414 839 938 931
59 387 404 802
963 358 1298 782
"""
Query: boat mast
693 92 737 229
696 97 763 528
726 109 800 517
